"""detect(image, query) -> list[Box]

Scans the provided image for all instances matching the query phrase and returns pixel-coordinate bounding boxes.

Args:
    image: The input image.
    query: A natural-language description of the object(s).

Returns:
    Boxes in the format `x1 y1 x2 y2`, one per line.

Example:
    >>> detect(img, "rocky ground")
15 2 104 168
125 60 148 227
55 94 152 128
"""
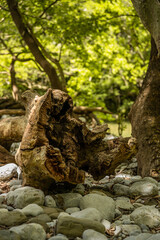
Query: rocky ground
0 154 160 240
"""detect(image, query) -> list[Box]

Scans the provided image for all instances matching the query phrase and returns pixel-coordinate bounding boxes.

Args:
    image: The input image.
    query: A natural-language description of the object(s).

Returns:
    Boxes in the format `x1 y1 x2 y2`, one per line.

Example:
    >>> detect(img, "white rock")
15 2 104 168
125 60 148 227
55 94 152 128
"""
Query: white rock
46 220 57 228
114 225 121 236
0 163 18 180
101 219 111 231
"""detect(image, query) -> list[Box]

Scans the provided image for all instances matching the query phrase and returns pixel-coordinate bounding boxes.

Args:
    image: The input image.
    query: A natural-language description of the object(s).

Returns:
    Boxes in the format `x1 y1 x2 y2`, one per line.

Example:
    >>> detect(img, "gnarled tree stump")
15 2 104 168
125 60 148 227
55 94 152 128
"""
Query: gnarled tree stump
15 89 137 189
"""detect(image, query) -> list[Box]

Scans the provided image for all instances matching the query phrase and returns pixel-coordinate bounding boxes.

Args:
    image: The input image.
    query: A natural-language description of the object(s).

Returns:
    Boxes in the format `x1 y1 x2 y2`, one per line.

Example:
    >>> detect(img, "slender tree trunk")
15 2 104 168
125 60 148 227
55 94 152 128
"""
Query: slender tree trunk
129 38 160 178
6 0 63 90
10 56 19 101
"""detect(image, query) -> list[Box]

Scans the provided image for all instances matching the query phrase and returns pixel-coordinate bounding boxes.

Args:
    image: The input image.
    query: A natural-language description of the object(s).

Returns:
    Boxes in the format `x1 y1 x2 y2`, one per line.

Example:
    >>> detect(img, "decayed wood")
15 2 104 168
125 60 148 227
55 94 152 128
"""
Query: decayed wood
0 145 15 166
0 109 25 117
0 90 38 149
15 89 137 189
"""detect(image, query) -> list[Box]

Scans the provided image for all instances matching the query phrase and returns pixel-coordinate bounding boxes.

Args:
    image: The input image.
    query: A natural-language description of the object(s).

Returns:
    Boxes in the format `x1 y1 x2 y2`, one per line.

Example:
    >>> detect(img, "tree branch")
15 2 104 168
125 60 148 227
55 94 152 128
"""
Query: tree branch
39 0 60 18
6 0 63 90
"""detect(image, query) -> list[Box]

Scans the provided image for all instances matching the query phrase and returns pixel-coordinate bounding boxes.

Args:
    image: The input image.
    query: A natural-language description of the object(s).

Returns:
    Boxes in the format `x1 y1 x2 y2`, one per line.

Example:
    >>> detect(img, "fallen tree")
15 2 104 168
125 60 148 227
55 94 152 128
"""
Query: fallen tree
12 89 137 190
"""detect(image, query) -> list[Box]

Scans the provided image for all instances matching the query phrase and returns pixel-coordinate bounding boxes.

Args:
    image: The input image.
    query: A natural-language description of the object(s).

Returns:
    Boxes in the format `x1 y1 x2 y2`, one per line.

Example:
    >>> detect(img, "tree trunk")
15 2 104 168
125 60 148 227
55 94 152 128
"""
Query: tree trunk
15 89 137 190
10 56 19 101
129 38 160 178
6 0 63 90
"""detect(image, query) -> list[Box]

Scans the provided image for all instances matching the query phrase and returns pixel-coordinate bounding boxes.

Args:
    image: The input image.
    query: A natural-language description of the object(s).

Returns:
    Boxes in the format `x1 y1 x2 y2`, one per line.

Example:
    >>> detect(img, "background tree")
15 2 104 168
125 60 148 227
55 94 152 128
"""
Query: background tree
0 0 150 131
130 0 160 178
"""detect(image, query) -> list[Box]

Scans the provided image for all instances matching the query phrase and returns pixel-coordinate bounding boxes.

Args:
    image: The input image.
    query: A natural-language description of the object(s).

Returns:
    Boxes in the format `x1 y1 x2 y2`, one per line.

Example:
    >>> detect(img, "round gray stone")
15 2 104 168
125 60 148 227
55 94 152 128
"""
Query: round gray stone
21 204 44 216
48 234 68 239
0 208 27 226
121 224 141 236
80 193 115 221
129 181 158 197
65 207 80 214
71 207 102 222
56 215 105 237
10 223 46 240
45 195 56 208
7 186 45 208
116 197 134 211
55 193 82 209
0 230 21 240
130 206 160 228
113 184 130 196
82 229 108 240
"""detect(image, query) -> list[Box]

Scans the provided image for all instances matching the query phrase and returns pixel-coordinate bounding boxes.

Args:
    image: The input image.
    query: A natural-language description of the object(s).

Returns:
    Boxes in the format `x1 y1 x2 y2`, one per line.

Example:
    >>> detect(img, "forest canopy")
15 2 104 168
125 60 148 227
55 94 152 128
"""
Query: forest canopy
0 0 150 124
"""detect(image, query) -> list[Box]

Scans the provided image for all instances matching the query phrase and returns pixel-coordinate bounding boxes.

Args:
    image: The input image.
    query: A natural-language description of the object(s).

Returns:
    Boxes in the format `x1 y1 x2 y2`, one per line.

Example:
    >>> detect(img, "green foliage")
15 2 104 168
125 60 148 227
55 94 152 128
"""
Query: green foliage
0 0 150 125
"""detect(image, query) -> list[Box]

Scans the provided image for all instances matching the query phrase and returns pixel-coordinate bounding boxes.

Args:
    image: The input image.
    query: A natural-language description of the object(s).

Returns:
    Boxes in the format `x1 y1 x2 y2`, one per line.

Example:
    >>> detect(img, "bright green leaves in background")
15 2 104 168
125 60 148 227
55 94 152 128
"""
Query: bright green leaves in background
0 0 150 126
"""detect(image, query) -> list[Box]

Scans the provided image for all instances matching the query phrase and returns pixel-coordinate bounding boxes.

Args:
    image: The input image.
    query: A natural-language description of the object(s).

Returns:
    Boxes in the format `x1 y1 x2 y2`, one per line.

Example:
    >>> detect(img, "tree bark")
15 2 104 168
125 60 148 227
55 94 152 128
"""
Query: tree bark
0 109 25 117
15 89 137 190
129 38 160 178
6 0 63 90
131 0 160 54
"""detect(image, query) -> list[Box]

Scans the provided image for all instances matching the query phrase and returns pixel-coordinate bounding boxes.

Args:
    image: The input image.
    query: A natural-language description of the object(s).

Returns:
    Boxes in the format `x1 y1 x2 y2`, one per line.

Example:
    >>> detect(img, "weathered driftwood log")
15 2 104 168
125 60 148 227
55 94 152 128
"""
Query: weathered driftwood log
0 109 25 117
15 89 137 189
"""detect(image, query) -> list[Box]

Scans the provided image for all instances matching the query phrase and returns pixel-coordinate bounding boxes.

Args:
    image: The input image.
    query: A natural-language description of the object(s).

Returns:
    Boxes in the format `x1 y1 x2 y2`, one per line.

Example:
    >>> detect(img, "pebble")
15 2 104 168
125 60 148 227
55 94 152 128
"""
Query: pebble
44 195 57 208
65 207 80 214
113 184 130 196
